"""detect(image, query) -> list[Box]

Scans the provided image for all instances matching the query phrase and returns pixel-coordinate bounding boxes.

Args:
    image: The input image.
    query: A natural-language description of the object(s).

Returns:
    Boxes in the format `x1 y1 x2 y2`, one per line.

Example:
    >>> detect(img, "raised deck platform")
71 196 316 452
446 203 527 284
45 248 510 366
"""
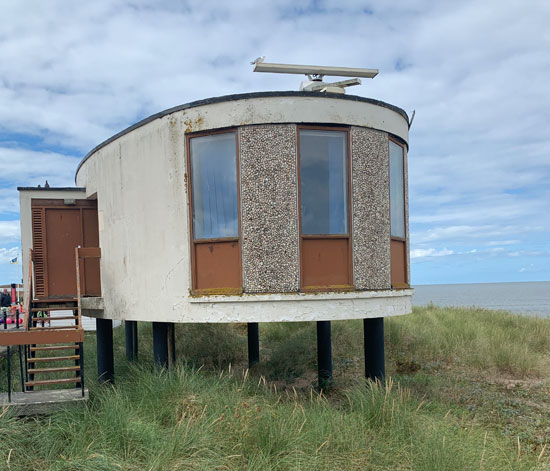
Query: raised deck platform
0 388 89 416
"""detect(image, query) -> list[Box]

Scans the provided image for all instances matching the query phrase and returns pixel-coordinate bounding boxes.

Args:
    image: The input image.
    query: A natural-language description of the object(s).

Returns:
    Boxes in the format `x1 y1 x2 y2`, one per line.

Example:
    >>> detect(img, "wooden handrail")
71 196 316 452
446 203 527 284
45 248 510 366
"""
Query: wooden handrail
77 247 101 259
75 247 101 329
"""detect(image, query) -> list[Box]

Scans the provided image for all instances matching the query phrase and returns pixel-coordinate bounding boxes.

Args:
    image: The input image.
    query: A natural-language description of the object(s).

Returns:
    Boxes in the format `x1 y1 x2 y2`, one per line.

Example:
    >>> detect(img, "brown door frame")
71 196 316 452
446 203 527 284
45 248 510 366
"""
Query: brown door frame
297 125 353 290
388 136 409 288
186 128 243 294
30 199 99 298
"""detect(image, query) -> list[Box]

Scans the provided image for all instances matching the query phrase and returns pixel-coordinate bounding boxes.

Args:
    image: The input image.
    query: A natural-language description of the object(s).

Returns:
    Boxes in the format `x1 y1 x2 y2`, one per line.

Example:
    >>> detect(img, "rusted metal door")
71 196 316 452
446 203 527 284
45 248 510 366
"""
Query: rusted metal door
31 199 100 299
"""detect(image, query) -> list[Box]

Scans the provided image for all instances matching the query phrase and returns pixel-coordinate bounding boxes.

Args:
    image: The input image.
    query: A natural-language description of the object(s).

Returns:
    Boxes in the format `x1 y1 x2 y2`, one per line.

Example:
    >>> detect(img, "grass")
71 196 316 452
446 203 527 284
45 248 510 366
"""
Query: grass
2 305 550 470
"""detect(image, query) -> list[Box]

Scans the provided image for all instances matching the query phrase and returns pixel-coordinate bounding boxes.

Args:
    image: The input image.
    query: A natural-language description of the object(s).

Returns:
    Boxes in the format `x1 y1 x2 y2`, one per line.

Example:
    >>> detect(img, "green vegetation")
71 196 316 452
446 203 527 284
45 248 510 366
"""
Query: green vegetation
2 305 550 470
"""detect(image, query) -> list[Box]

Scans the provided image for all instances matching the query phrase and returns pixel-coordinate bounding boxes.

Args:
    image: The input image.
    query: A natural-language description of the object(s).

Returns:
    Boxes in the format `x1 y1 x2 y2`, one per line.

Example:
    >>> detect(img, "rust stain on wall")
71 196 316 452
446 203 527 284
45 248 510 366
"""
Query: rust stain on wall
183 115 205 133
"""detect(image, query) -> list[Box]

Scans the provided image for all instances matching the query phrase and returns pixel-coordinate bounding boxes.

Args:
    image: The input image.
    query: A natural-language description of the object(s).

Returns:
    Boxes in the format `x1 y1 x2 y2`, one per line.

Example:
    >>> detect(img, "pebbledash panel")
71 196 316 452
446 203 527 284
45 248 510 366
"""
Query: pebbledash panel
75 92 413 323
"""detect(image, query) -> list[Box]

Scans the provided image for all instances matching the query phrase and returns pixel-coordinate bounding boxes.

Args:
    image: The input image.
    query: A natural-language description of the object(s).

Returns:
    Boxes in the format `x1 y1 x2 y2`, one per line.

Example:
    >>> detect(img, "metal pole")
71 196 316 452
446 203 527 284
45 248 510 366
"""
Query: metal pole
247 322 259 367
316 320 333 390
24 345 28 385
10 283 16 304
153 322 169 369
18 345 24 392
133 321 138 359
169 323 176 366
96 318 114 383
125 320 138 361
364 317 385 382
7 346 11 402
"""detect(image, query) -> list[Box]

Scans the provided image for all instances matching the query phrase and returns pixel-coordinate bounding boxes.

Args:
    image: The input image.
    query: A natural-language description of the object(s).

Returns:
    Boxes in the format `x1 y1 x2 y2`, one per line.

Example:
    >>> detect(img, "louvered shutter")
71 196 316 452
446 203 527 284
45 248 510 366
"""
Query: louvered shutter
31 207 47 297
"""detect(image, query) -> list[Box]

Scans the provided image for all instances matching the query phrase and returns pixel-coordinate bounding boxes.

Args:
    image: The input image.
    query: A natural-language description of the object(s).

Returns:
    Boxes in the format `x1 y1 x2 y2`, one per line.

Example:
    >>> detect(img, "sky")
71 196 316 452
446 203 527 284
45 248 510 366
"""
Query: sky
0 0 549 285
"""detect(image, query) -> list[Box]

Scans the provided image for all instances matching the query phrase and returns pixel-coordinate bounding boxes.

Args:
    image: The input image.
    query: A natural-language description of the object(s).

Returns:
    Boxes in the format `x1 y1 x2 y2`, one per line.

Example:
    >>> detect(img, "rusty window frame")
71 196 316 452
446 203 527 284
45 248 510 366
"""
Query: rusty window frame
297 125 353 290
389 136 409 287
186 129 242 293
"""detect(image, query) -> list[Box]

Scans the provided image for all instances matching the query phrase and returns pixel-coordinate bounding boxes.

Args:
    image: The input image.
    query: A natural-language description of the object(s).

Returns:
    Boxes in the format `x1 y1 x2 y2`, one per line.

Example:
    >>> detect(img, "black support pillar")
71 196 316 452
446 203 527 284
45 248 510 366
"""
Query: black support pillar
96 318 114 383
153 322 175 369
247 322 259 367
125 320 138 361
363 317 385 382
168 323 176 366
316 320 333 389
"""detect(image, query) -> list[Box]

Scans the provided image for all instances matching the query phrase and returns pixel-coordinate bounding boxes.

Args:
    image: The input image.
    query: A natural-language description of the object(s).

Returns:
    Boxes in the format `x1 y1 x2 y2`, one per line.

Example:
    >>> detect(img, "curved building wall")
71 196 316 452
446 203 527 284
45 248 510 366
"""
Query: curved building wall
76 93 412 323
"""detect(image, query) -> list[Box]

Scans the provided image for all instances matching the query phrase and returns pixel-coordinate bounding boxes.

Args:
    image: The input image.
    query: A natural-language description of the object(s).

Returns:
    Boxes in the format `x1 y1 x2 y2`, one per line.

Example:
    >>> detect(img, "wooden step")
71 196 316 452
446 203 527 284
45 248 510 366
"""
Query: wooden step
27 355 80 363
31 306 76 312
2 329 84 346
31 316 77 321
25 377 82 387
30 345 79 352
32 298 76 303
28 366 80 374
30 325 79 331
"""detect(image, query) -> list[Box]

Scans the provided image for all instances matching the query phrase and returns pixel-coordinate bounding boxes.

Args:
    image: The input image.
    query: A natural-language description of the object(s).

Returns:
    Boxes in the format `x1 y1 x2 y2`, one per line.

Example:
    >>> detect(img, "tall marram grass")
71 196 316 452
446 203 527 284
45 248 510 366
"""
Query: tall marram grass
386 305 550 376
0 365 539 470
2 305 550 469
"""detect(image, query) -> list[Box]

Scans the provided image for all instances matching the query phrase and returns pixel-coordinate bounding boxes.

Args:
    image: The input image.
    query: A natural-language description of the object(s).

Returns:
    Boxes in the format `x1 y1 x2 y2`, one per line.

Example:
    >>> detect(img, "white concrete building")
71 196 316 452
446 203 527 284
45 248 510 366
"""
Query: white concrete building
19 90 412 383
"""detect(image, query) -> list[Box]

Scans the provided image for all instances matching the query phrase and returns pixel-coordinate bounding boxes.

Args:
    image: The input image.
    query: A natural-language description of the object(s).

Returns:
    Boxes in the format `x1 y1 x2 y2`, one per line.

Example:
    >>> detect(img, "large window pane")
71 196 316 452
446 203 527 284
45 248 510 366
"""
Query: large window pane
390 140 405 238
300 130 348 235
190 133 238 239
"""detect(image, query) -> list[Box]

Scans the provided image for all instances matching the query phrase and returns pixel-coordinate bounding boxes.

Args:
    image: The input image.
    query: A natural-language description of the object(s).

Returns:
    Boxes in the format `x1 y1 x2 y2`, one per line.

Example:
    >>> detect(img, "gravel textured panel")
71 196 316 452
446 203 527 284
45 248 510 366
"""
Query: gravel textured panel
239 125 300 293
351 127 391 290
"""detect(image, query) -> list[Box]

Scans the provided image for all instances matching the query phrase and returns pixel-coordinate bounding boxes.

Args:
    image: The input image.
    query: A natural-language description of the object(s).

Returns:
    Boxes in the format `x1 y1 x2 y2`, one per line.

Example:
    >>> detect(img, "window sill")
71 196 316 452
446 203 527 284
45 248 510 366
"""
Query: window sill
188 288 414 304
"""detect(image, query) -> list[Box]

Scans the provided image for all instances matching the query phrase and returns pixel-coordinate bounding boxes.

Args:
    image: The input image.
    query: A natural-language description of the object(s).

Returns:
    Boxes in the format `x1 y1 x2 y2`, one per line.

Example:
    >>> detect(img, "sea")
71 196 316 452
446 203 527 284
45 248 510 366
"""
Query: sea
412 281 550 317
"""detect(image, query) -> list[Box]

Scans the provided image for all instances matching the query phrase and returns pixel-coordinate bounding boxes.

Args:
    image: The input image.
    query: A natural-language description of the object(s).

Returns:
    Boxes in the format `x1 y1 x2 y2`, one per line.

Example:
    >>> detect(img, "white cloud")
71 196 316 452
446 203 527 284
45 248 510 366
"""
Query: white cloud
0 148 80 186
0 0 548 283
0 221 20 243
410 248 454 259
519 264 535 273
412 225 537 244
487 240 521 246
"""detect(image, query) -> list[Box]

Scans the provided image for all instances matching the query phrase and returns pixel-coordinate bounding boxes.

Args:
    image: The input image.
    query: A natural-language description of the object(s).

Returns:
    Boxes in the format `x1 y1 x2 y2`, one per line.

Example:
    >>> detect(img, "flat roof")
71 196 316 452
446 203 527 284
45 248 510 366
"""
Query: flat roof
17 187 86 192
77 91 409 177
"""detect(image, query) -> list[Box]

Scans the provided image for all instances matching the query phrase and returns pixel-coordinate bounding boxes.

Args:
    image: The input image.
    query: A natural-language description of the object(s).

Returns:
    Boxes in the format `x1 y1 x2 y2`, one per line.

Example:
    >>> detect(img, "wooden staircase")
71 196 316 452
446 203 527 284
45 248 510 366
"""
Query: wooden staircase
1 247 98 408
23 298 85 394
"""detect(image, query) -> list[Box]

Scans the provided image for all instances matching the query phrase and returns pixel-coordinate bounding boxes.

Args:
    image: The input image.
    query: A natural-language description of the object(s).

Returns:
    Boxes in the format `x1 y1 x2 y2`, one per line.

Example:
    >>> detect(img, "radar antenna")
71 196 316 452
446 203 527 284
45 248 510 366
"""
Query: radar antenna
251 59 378 94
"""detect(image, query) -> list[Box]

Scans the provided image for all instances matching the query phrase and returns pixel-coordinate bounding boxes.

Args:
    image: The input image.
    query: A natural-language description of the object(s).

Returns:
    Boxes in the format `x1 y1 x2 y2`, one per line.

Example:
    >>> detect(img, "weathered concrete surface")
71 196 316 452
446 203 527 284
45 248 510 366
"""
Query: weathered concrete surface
75 94 411 323
81 297 104 310
0 388 89 416
184 289 413 323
